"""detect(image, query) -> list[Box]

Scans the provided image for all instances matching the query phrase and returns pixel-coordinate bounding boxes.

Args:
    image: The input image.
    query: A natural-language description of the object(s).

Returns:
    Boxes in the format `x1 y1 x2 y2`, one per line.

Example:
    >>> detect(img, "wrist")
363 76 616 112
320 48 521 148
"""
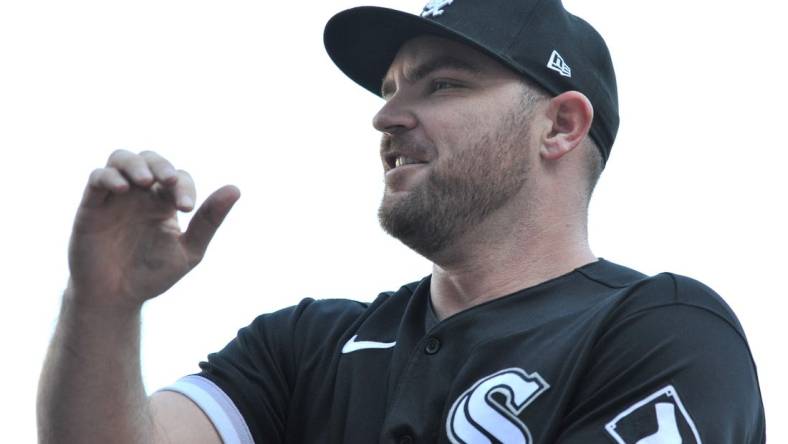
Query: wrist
63 280 144 320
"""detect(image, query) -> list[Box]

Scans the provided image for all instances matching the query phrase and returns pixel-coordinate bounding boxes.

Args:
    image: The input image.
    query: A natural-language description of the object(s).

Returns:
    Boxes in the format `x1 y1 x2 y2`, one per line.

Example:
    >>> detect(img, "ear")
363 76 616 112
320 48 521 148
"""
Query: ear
541 91 594 161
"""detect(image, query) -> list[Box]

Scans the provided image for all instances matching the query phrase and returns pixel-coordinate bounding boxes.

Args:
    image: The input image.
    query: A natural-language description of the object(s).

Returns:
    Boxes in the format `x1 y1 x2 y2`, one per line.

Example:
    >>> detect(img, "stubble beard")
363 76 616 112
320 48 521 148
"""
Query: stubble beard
378 101 534 260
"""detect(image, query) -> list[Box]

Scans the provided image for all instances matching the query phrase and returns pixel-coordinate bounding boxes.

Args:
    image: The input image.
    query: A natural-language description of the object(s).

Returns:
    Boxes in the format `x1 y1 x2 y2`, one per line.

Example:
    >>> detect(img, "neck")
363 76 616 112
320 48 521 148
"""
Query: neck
428 207 595 320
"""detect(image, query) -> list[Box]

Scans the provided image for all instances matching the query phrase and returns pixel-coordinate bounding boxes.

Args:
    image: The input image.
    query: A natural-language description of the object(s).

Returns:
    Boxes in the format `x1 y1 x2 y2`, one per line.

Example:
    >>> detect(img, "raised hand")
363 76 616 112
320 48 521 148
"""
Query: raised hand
67 149 241 310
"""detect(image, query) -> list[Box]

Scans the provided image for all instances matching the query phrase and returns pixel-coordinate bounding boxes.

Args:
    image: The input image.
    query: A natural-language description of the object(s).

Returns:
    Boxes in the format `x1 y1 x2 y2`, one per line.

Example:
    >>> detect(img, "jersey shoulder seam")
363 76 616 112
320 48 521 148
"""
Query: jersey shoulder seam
612 299 751 351
575 266 648 289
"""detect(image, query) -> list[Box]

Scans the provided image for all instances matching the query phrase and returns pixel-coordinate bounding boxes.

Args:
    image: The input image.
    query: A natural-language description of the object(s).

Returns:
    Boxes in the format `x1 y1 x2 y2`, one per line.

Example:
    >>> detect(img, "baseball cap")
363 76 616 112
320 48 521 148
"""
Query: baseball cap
323 0 619 164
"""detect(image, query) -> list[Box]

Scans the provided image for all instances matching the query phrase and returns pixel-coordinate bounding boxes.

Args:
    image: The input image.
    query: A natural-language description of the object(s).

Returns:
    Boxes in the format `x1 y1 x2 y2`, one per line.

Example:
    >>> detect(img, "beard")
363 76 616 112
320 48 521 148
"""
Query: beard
378 99 534 259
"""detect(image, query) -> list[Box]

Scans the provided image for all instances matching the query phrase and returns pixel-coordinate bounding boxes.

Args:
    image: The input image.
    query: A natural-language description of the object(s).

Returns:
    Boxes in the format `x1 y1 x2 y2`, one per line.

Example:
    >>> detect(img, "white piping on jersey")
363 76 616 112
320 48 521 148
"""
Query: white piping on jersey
159 375 255 444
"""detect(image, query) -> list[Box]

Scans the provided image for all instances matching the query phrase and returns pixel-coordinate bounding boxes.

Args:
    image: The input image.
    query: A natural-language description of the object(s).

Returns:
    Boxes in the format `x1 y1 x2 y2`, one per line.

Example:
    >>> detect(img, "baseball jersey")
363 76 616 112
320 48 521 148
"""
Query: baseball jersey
163 259 765 443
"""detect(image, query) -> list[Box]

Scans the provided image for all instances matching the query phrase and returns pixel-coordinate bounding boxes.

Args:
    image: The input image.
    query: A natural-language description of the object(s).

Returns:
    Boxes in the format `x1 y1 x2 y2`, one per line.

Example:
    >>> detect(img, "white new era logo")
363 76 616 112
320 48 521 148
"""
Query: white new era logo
547 50 572 77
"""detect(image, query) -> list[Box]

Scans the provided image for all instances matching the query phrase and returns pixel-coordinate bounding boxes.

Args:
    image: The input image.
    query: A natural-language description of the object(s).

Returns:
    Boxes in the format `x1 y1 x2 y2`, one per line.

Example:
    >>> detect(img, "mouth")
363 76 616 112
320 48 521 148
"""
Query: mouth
384 154 430 172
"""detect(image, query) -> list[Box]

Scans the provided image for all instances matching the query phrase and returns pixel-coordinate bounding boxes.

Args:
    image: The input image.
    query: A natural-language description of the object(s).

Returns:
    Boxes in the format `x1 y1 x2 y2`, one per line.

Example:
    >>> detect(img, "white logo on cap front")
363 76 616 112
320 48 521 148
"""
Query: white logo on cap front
421 0 454 17
547 50 572 77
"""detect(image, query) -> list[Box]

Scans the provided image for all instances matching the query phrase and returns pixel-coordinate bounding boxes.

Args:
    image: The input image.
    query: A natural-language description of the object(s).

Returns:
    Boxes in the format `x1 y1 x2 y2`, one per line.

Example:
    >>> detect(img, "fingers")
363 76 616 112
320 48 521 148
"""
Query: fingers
153 169 196 212
78 167 129 208
82 149 196 211
140 151 178 186
181 185 241 263
90 167 129 191
171 169 196 211
107 149 155 186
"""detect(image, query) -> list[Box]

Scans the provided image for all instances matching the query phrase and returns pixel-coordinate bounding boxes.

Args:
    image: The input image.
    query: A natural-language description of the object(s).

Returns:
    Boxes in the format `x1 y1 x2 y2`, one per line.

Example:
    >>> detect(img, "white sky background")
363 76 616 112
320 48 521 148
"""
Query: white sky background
1 0 785 441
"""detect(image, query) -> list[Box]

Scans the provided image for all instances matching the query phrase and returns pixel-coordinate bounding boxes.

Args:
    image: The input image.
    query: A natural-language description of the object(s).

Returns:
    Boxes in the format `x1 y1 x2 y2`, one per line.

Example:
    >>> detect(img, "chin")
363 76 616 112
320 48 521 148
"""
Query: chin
378 192 451 259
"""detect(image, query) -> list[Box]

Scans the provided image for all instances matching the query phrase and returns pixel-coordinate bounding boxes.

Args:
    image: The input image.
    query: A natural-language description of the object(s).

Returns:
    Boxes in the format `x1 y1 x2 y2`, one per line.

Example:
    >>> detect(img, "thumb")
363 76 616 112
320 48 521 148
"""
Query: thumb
181 185 241 262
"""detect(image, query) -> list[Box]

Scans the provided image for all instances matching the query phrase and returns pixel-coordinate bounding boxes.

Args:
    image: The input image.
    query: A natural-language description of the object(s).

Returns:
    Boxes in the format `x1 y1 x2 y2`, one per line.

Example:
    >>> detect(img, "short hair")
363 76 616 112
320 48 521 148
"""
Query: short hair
583 138 604 204
520 81 605 205
520 79 550 108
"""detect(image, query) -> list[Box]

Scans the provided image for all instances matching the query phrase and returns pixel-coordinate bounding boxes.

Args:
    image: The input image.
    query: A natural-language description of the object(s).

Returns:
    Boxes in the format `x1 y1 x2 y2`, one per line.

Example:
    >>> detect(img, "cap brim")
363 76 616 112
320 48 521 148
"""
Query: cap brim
324 6 496 98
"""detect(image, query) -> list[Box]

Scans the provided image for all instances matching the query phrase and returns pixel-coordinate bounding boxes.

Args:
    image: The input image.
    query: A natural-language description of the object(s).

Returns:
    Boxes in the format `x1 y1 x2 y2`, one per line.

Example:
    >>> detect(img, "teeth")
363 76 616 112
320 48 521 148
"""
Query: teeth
395 156 421 168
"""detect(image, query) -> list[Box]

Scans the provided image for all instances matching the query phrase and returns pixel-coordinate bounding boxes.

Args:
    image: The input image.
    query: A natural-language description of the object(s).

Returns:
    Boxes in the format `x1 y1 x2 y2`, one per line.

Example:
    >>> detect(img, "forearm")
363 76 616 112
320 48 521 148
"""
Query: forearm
41 150 239 443
37 287 155 444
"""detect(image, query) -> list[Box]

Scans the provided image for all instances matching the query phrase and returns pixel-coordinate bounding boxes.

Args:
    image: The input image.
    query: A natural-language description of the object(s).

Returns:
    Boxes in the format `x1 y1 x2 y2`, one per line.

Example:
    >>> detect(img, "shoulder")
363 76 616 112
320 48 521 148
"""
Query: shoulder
245 279 420 325
290 279 422 328
577 259 745 333
563 265 765 442
577 263 759 374
603 269 748 340
242 280 423 350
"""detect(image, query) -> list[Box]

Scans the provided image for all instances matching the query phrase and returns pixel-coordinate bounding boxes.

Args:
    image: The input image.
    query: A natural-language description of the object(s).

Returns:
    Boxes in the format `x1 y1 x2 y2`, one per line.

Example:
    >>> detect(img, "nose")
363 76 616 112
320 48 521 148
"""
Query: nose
372 95 418 135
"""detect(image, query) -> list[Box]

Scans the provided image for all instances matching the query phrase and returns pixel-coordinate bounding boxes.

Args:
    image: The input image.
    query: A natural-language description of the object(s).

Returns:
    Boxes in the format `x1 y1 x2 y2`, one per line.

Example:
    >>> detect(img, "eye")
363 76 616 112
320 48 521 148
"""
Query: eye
430 79 460 93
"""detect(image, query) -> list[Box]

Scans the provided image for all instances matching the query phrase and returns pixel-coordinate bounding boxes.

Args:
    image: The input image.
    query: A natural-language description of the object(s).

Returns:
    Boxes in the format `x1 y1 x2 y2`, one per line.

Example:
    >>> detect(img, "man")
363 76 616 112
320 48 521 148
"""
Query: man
38 1 765 443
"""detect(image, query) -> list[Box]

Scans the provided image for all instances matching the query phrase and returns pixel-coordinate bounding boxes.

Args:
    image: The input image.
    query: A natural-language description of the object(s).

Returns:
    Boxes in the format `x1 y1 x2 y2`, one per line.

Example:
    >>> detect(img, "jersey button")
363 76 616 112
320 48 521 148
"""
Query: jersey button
398 434 414 444
425 336 441 354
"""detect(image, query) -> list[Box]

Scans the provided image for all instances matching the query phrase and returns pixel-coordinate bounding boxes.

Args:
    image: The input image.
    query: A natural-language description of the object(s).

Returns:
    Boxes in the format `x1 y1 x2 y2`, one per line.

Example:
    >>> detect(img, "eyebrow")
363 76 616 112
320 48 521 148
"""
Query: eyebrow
380 55 483 98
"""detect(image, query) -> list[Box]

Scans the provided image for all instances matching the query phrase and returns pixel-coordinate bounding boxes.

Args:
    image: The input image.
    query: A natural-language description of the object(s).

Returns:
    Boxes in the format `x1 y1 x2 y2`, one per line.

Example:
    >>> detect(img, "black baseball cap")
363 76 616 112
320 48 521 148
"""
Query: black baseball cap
324 0 619 164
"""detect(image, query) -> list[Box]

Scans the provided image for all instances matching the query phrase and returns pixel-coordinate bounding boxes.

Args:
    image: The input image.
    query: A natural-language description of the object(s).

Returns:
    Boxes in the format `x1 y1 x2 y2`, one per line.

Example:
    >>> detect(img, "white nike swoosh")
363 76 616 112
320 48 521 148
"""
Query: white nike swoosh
341 335 397 354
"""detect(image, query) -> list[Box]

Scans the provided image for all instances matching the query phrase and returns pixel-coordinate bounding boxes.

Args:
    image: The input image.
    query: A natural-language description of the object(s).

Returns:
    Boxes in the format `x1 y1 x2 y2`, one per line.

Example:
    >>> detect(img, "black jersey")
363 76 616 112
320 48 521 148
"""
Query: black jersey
164 259 765 443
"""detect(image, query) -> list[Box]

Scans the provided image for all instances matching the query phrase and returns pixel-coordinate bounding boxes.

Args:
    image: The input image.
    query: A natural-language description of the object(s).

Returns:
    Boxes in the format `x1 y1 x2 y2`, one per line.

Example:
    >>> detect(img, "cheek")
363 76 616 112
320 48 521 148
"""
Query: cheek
422 109 485 157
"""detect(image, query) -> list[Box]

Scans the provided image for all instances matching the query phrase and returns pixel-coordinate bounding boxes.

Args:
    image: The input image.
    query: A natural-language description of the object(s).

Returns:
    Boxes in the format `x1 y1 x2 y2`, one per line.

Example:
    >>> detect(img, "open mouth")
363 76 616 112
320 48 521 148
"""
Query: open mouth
386 154 429 170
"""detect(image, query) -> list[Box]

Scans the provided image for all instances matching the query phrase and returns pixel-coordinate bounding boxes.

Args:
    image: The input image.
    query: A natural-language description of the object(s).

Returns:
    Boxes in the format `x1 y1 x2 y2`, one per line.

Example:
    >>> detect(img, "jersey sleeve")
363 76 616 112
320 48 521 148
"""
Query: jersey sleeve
555 275 765 444
160 298 317 444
